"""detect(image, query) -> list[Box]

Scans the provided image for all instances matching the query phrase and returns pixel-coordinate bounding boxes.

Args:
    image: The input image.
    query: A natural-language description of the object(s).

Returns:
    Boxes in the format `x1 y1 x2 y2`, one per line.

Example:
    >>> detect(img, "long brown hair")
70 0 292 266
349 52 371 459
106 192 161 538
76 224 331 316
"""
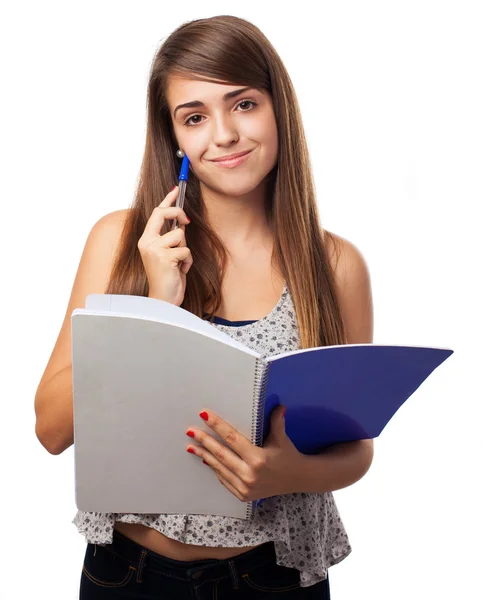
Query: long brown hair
106 15 347 348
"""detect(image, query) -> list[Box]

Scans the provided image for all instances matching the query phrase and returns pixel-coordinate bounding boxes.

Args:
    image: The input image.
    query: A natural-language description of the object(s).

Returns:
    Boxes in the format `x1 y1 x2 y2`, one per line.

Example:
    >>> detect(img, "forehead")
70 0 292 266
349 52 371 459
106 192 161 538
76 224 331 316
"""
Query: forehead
166 75 257 106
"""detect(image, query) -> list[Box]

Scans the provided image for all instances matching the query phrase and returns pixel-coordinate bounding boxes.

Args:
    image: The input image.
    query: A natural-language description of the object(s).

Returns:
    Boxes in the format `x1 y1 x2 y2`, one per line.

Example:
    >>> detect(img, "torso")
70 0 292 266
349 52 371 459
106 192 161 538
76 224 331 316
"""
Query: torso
115 245 285 560
113 522 260 560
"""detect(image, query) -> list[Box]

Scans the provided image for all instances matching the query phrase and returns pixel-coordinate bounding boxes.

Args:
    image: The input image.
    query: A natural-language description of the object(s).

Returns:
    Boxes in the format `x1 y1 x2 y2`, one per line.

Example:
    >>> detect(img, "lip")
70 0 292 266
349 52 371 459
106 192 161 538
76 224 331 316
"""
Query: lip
210 149 253 168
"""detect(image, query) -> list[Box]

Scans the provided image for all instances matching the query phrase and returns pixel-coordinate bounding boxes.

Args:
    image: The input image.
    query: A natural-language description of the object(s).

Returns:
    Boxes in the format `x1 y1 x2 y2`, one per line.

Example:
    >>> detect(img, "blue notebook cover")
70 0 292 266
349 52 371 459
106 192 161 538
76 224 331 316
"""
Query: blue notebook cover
260 344 453 454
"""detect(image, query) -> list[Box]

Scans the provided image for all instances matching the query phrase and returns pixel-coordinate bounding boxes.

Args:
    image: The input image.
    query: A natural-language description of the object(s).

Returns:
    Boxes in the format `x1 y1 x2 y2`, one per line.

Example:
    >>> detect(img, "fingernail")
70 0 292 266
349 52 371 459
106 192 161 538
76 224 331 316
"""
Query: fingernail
281 406 286 418
186 430 195 438
203 460 209 465
172 185 178 191
187 447 196 454
186 215 190 223
199 411 209 422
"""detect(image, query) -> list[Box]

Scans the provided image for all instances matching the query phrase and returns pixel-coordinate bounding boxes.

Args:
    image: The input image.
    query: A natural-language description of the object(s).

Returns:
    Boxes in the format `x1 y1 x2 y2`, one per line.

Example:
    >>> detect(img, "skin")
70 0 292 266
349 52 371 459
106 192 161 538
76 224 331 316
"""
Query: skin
165 74 374 501
36 73 374 562
166 75 279 250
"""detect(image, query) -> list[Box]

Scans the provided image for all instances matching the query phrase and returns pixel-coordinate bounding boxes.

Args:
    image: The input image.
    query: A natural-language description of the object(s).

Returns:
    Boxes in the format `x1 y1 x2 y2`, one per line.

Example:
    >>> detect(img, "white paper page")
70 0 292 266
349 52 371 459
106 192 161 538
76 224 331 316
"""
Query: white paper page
80 293 259 357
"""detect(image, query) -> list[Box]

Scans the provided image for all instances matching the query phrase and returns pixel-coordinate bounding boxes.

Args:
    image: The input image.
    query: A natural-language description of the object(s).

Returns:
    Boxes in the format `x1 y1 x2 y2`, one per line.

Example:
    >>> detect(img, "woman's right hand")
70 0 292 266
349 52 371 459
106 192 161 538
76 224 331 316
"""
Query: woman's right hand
137 186 193 306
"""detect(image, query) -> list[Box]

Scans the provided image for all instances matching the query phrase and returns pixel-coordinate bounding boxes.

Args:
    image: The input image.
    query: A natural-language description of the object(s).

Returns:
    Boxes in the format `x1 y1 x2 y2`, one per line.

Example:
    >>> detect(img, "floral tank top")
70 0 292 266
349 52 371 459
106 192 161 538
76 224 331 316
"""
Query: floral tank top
72 283 352 587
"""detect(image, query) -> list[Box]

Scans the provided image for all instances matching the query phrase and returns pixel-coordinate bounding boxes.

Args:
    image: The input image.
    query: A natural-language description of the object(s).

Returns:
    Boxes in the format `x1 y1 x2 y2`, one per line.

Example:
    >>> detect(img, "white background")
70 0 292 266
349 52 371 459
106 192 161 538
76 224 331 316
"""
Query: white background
1 1 481 598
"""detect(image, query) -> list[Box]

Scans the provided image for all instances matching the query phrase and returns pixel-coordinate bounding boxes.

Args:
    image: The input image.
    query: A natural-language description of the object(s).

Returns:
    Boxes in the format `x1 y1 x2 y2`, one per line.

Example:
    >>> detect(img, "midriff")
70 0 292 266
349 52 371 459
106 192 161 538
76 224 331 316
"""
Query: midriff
114 522 261 561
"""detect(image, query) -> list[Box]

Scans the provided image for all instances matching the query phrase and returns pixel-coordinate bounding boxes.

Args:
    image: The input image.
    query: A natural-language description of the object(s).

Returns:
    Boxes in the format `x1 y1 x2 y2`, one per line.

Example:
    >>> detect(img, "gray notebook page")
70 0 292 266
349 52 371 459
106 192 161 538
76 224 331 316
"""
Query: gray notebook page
72 313 265 519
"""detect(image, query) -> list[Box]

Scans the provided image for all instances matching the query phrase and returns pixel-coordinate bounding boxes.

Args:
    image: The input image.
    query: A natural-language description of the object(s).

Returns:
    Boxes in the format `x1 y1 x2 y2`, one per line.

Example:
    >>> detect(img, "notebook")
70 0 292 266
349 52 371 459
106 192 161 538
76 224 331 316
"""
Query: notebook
71 293 453 519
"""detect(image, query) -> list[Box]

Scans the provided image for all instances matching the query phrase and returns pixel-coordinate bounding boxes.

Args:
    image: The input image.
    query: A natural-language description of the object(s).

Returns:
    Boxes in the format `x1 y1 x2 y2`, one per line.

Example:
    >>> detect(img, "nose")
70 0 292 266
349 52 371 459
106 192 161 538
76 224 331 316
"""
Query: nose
211 113 239 146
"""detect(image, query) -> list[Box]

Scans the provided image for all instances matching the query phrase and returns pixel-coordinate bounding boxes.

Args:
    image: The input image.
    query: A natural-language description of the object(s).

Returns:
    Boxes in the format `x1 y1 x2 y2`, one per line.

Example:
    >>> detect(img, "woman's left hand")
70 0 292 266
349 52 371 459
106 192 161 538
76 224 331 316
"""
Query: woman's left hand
185 406 304 502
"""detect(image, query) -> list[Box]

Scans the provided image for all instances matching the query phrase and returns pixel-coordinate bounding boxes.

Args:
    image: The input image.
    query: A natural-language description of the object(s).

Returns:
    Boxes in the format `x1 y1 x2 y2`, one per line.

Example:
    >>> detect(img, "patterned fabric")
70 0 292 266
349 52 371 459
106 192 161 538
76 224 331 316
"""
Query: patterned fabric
72 283 352 587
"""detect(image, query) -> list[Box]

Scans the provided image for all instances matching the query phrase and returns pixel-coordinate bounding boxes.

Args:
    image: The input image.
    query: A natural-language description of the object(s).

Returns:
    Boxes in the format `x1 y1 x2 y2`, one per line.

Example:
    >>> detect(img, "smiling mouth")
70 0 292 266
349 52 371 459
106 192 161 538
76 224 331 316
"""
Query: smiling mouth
209 149 254 168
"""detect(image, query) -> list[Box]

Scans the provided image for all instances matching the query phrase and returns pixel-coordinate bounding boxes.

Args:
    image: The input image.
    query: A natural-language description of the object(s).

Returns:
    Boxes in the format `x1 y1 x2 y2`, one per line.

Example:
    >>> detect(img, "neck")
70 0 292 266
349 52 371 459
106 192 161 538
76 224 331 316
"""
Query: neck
200 182 272 251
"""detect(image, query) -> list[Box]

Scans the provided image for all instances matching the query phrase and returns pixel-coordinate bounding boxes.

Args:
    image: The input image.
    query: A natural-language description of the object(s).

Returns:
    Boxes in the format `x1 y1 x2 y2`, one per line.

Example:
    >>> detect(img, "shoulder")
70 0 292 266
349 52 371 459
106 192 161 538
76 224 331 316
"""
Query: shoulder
323 230 374 344
71 209 131 284
87 208 130 253
324 230 371 293
91 208 130 235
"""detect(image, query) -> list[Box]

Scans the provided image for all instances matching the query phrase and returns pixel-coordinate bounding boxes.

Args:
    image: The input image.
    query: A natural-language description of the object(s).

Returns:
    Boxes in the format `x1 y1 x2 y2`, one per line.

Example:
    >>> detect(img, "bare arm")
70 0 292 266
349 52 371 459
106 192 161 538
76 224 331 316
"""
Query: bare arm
35 365 74 455
297 232 375 490
34 209 128 455
289 439 374 494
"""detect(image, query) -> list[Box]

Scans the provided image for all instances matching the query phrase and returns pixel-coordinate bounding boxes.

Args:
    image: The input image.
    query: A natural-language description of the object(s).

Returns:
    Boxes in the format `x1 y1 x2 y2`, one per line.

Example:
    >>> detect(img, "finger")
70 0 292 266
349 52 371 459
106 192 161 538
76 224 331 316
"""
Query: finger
142 206 190 239
169 247 193 273
159 186 180 208
188 428 247 475
215 473 246 503
187 444 245 498
178 249 194 275
157 227 187 249
198 410 256 460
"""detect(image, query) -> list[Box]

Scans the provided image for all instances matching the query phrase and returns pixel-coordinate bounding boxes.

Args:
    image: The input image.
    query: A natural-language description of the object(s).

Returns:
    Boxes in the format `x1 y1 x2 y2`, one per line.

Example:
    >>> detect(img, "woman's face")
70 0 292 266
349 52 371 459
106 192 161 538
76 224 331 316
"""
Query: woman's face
166 75 278 197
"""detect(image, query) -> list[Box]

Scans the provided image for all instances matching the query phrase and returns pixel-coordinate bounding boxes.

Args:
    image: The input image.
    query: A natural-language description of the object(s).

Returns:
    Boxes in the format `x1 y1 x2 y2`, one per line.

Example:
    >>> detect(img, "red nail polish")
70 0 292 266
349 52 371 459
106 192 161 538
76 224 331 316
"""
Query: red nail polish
199 411 209 422
203 460 209 465
186 430 195 438
187 447 196 454
186 216 190 222
172 185 177 191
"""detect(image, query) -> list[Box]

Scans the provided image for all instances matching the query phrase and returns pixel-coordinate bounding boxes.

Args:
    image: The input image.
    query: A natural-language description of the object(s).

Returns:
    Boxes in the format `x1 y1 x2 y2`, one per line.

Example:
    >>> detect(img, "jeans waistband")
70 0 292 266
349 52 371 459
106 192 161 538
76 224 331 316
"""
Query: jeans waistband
107 529 277 587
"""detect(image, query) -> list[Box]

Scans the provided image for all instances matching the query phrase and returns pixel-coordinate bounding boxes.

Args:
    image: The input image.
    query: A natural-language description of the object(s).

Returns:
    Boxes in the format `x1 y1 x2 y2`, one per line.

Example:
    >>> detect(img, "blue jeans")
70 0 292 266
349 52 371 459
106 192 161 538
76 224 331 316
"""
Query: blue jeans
79 529 331 599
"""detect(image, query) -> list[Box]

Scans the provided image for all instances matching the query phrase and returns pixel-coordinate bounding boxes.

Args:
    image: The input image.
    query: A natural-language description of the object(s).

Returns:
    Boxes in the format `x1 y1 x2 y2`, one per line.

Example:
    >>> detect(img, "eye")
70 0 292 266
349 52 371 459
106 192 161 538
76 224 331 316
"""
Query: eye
183 100 257 127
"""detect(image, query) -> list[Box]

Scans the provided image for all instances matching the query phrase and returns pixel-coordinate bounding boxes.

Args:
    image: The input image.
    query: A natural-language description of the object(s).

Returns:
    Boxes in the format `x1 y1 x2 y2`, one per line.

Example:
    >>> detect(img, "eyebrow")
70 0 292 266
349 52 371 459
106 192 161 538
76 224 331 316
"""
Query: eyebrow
173 87 256 119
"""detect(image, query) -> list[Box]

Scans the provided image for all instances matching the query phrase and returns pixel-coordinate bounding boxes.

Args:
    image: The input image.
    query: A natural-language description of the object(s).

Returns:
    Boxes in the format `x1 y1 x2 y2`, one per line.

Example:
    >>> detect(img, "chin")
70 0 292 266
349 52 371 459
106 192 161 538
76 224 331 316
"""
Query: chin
212 177 267 197
205 166 274 194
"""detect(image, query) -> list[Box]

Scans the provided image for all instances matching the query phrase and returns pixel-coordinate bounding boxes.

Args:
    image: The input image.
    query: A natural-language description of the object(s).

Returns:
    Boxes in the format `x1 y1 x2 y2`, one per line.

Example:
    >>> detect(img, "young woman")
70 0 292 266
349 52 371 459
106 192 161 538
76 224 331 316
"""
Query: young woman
35 15 374 599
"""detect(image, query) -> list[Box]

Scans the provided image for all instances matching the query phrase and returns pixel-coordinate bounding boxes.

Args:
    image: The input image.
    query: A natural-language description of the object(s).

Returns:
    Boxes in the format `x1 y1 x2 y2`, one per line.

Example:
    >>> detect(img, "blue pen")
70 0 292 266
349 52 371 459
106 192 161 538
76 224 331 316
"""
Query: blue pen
171 154 190 230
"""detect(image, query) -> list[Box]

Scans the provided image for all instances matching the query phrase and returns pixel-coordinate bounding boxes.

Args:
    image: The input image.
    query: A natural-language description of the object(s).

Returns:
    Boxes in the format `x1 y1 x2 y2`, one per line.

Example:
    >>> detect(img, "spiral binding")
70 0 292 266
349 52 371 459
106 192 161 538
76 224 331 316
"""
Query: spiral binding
246 357 271 519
